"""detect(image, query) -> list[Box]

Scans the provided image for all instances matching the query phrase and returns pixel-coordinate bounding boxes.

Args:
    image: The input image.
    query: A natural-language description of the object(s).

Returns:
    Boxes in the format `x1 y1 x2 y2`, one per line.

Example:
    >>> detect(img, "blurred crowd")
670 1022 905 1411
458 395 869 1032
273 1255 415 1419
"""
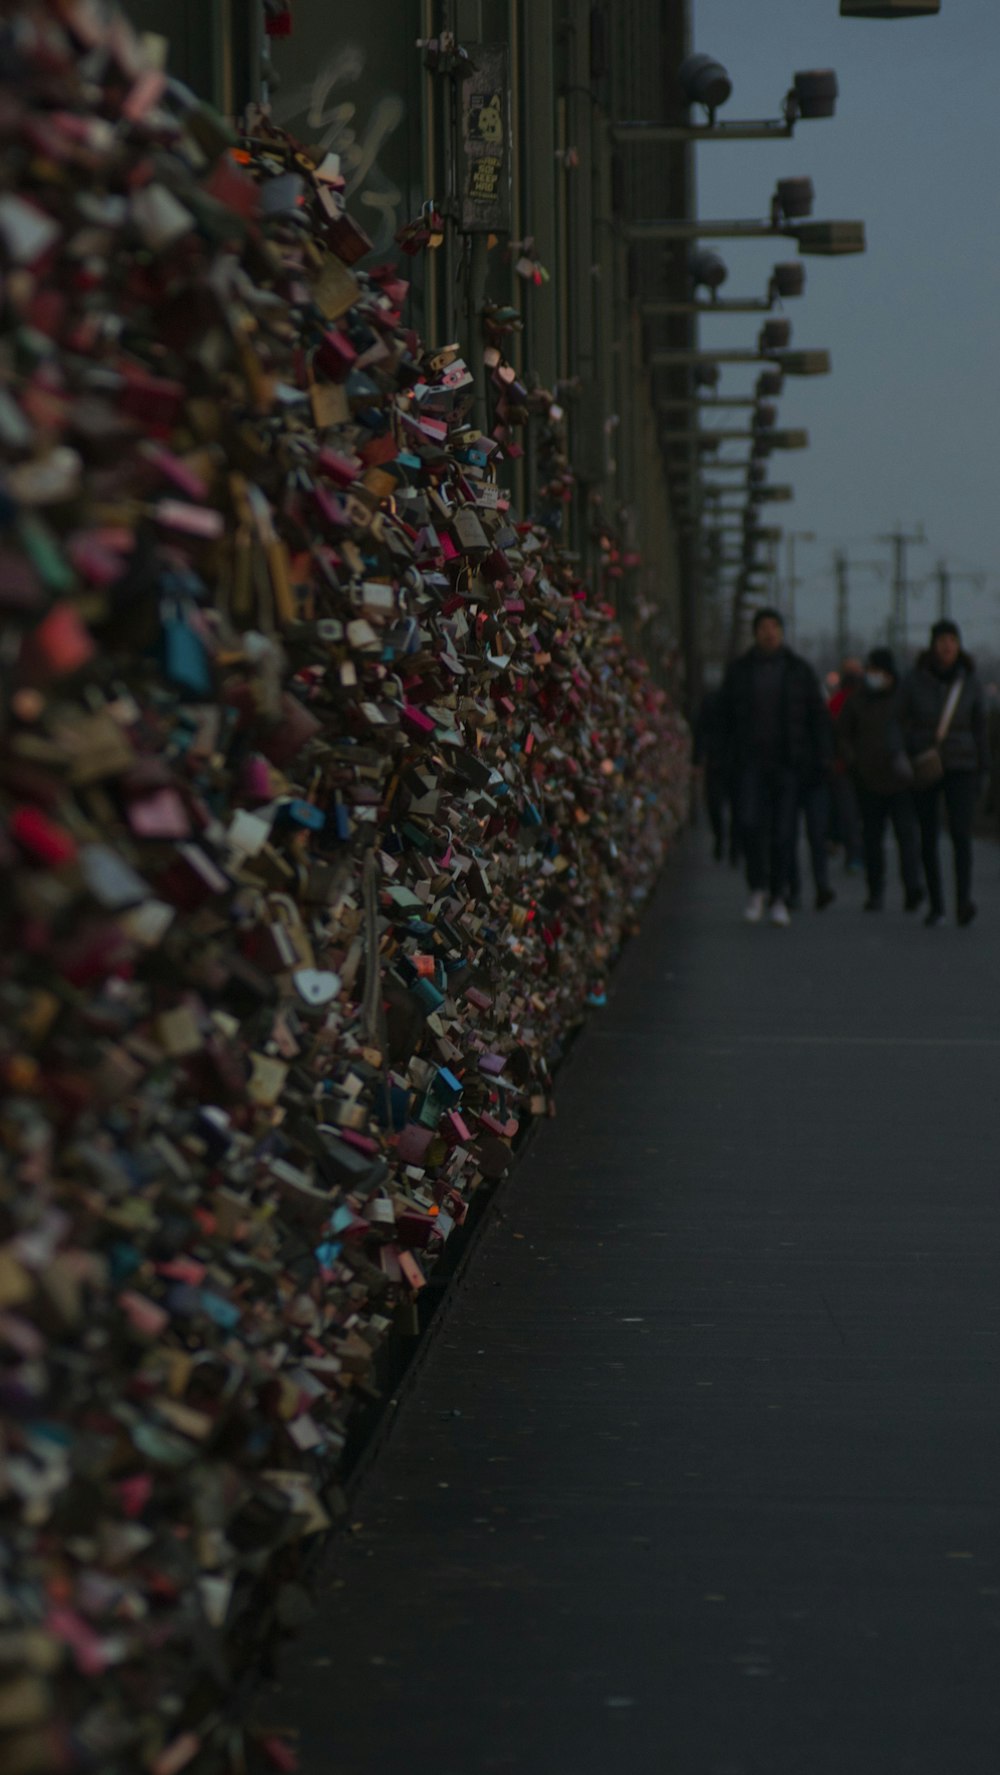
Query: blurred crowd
694 610 991 929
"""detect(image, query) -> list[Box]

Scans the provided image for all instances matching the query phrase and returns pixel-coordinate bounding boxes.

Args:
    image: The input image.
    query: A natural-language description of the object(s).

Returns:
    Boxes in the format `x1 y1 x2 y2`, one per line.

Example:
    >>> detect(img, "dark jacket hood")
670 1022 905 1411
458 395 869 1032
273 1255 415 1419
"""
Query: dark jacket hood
916 648 976 677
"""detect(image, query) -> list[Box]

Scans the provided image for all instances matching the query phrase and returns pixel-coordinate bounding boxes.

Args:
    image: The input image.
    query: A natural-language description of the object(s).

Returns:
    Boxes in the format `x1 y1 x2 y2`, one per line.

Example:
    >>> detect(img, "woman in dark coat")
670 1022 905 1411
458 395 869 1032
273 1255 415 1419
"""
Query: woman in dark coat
836 647 922 913
898 619 988 927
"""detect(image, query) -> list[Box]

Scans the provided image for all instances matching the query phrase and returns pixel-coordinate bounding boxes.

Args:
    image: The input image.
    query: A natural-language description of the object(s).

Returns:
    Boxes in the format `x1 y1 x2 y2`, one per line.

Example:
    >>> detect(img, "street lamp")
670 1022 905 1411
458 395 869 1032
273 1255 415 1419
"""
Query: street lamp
760 317 791 352
758 429 810 451
758 368 785 397
644 260 806 318
614 58 839 141
678 53 733 121
626 179 866 254
771 263 807 300
777 350 831 375
690 248 728 292
629 215 865 253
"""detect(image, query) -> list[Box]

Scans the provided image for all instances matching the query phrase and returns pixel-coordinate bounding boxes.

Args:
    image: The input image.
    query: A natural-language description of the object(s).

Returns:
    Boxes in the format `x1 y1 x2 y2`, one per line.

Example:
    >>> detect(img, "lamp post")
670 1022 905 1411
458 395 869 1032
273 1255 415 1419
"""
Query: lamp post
654 313 795 371
628 177 864 255
878 523 925 653
660 369 785 412
929 561 983 621
644 259 806 318
614 59 839 142
627 58 863 679
627 218 865 255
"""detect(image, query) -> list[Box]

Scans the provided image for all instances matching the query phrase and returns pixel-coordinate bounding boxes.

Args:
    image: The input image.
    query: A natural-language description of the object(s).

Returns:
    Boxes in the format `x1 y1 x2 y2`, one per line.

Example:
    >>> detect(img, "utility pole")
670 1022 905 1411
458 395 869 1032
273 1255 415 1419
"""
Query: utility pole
936 560 951 621
827 552 885 661
878 524 925 654
785 530 816 644
933 560 984 622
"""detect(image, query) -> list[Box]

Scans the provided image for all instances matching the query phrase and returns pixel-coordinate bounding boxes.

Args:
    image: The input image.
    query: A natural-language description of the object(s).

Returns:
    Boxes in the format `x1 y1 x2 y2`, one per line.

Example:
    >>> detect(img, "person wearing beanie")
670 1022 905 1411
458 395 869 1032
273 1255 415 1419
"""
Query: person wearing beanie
717 607 831 926
836 647 923 912
899 619 988 926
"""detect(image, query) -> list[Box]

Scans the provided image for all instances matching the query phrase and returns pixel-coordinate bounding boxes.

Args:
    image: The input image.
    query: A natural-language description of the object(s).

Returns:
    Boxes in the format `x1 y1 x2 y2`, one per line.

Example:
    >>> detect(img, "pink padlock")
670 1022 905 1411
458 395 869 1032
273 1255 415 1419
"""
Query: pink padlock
241 754 273 803
402 703 436 739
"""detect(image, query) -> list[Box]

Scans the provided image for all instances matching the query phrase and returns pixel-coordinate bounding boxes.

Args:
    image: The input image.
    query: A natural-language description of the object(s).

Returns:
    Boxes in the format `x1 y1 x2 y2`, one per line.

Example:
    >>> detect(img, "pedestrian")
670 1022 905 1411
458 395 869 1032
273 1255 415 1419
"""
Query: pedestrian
718 607 830 926
788 699 836 912
899 619 988 928
836 646 923 913
827 658 865 872
693 685 738 865
827 657 863 724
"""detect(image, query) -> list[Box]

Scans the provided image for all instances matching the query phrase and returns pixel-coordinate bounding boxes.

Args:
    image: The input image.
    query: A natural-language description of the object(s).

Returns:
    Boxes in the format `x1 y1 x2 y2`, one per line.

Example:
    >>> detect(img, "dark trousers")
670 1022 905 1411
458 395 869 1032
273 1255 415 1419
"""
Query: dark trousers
705 766 739 863
830 770 863 865
789 782 831 901
737 764 798 900
704 765 726 858
914 771 978 913
857 785 921 902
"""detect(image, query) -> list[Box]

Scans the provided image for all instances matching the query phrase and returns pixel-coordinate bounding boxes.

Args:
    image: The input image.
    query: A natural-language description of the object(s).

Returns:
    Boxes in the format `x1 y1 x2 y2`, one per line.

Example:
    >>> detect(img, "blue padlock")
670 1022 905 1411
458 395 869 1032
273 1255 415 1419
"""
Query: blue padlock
159 599 212 696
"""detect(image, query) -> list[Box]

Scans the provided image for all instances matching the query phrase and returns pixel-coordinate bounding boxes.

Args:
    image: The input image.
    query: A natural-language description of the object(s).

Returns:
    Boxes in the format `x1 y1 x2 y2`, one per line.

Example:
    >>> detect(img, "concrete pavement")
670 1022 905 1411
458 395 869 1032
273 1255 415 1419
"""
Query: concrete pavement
265 836 1000 1775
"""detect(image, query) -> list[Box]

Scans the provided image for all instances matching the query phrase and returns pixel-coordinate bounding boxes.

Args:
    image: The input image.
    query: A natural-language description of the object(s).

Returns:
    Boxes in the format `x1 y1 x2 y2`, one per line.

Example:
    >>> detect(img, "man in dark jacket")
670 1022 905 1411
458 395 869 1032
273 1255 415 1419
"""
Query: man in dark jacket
837 646 922 912
899 618 988 927
718 607 830 925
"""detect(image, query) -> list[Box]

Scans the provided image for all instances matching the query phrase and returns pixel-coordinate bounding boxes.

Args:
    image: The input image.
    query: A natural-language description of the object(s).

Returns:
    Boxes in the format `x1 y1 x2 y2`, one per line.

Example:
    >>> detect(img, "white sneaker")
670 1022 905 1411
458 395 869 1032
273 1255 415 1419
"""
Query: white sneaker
744 891 767 924
770 899 791 927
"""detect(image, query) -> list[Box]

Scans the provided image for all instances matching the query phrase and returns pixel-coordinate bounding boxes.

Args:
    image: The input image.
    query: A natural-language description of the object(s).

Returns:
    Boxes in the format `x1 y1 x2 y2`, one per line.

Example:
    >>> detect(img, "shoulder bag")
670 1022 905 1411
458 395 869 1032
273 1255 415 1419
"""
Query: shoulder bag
912 676 964 789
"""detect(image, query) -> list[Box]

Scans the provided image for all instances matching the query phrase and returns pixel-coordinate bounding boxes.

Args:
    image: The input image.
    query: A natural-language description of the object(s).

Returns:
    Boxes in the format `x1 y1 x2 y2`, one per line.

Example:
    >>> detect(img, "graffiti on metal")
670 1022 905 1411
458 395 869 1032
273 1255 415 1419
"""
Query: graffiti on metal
275 42 406 253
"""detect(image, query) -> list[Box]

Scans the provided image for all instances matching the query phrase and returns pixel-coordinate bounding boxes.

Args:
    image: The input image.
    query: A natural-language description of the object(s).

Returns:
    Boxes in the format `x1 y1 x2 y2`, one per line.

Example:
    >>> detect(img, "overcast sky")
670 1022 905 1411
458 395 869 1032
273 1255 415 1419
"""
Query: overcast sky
692 0 1000 662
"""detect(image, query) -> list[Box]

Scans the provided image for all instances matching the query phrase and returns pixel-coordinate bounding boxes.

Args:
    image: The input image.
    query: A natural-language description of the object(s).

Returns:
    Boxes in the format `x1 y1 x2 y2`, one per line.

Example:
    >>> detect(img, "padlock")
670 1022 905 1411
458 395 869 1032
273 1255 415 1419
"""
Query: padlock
451 504 490 550
158 598 213 697
292 967 342 1008
264 892 315 970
